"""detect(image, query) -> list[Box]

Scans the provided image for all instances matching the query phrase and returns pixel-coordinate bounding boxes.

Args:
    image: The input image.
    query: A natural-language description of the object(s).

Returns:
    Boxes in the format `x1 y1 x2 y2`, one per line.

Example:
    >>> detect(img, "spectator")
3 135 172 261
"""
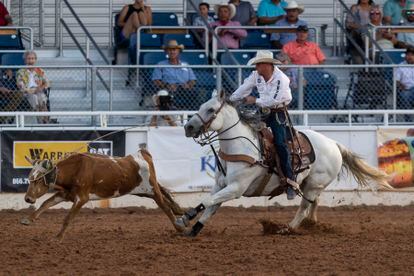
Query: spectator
17 51 50 123
257 0 288 26
346 0 375 64
395 46 414 113
282 25 325 65
117 0 152 41
270 1 307 49
0 2 12 26
229 0 257 26
397 4 414 47
367 5 398 49
148 90 178 127
383 0 408 25
193 2 215 26
210 2 248 49
152 40 197 110
193 2 215 47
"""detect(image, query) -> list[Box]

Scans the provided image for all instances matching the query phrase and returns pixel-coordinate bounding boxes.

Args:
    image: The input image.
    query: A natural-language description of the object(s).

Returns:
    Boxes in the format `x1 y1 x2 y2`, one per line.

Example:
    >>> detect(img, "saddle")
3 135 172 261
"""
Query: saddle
259 127 315 175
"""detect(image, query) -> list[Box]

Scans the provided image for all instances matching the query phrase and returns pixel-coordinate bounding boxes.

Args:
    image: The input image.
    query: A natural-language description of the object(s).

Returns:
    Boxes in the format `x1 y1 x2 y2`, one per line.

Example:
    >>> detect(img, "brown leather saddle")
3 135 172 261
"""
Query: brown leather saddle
259 127 315 175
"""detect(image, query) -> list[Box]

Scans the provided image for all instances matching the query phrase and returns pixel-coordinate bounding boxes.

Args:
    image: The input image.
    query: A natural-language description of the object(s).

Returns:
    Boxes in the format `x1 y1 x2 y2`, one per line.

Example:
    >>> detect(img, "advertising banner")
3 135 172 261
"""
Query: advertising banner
1 130 125 192
377 128 414 190
147 128 216 192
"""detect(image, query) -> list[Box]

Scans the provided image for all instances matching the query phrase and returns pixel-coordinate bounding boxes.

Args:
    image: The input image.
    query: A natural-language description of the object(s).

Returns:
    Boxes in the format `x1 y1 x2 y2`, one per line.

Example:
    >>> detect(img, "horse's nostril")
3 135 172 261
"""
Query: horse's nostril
187 125 193 130
25 197 34 204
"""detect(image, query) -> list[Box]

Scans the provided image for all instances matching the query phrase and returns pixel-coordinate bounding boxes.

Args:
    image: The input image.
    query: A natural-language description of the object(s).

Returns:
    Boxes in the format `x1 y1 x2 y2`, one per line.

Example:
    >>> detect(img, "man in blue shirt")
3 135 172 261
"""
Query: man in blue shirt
152 40 197 110
383 0 409 25
270 0 307 49
257 0 288 25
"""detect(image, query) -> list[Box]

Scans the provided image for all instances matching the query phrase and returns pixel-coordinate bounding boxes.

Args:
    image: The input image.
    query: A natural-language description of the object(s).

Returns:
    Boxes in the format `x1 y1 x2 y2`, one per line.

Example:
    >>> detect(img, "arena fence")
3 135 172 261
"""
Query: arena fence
0 64 413 126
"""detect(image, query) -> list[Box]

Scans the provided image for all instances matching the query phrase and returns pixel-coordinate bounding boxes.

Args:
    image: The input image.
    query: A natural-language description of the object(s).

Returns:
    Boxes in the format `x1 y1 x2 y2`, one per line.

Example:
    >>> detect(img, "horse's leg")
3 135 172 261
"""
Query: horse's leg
56 197 88 241
307 197 319 223
181 168 256 237
21 192 66 225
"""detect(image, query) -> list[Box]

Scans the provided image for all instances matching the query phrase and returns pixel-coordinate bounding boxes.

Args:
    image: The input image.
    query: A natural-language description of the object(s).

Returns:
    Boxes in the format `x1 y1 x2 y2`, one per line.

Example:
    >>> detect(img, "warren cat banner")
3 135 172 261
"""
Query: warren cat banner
377 128 414 190
1 130 125 192
148 128 216 192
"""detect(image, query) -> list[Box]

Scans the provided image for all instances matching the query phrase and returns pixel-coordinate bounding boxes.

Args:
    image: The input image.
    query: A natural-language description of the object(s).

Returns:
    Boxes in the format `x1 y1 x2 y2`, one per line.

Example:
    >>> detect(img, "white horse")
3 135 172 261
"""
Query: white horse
175 90 391 236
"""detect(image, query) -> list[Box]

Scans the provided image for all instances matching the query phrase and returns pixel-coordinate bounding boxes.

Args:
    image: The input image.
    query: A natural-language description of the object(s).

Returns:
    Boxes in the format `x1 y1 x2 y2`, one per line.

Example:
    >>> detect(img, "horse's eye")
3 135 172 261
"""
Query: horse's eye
208 108 215 113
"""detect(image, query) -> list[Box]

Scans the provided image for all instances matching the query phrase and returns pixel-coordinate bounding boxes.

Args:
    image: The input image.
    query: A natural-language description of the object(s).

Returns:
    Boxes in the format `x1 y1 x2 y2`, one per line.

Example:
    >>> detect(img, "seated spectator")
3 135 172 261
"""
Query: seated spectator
367 6 398 50
0 2 12 26
152 40 197 110
117 0 152 41
229 0 257 26
257 0 287 26
270 1 307 49
210 2 248 49
17 51 50 124
397 4 414 47
383 0 408 25
193 2 215 26
148 90 178 127
346 0 375 64
395 46 414 113
282 25 325 65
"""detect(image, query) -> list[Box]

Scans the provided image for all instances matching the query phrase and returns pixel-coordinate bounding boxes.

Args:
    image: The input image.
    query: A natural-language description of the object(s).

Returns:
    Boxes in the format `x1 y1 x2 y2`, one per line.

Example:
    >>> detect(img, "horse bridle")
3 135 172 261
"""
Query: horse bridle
194 99 226 133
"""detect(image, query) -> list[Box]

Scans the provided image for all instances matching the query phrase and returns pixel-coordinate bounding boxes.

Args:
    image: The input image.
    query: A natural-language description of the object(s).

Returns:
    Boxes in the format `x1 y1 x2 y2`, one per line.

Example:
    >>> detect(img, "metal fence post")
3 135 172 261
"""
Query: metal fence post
58 0 63 57
19 0 23 26
108 0 113 51
91 67 97 125
333 0 337 56
39 0 44 46
109 67 113 111
216 66 222 92
55 0 61 48
298 67 304 110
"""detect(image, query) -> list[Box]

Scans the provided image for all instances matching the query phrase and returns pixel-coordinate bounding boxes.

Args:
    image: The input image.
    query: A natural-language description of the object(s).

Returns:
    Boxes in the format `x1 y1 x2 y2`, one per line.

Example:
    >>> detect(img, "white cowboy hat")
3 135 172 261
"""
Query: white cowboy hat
214 2 236 19
403 3 414 12
247 50 282 66
162 39 184 50
284 0 305 14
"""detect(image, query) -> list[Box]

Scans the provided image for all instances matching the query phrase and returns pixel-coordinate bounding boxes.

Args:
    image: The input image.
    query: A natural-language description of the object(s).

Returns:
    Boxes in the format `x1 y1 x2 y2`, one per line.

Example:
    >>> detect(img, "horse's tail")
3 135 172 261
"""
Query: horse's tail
158 184 184 215
337 143 393 190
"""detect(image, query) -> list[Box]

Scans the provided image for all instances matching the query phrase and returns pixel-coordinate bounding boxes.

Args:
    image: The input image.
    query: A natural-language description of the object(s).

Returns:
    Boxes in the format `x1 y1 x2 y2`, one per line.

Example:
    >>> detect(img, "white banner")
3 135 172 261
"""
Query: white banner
147 127 216 192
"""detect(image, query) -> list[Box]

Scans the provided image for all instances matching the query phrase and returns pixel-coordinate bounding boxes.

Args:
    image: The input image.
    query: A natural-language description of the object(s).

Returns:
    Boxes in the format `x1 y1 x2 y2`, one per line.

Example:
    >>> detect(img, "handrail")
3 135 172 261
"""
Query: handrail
59 0 110 65
370 25 414 62
60 19 110 93
212 26 319 60
0 26 33 50
2 109 414 128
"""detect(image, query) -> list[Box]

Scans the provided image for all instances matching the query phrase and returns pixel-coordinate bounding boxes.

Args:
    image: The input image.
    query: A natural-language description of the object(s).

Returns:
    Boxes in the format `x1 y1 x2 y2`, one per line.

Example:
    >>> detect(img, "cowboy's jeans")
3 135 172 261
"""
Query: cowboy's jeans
265 111 293 180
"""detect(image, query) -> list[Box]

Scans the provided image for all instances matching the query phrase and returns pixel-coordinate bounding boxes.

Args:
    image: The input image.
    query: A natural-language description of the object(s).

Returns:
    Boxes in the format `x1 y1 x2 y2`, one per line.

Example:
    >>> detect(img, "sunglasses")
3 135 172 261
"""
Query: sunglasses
406 11 414 15
370 11 381 15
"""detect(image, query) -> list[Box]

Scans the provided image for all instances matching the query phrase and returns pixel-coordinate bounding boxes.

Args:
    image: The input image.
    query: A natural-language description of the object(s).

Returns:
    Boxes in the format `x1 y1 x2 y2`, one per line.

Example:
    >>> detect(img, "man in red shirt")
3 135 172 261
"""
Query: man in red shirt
282 25 325 65
0 2 12 26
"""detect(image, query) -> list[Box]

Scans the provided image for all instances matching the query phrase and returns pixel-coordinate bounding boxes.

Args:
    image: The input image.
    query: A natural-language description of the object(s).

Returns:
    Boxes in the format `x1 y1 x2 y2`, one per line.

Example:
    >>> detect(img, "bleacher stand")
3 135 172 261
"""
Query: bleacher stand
303 70 338 110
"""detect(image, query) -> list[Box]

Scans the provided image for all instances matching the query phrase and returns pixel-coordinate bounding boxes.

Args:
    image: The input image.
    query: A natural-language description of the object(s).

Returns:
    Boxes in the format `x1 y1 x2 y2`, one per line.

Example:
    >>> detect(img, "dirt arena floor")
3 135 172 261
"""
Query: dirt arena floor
1 205 414 275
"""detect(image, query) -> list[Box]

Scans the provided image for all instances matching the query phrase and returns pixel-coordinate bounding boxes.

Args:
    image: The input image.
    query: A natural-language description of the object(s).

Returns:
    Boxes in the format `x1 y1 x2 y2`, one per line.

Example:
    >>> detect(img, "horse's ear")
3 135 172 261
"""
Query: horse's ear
25 156 35 165
211 89 218 99
219 90 226 101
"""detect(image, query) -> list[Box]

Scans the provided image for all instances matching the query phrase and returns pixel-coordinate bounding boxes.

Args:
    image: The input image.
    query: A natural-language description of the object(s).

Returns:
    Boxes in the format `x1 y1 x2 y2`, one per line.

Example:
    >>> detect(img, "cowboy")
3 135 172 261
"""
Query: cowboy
152 40 197 110
270 0 308 49
229 50 296 200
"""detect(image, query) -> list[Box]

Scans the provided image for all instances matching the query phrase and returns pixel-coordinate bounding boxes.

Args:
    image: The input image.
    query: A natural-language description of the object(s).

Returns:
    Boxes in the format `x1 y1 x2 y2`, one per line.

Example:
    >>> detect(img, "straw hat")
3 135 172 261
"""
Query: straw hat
247 50 282 66
162 40 184 50
214 2 236 19
284 0 305 14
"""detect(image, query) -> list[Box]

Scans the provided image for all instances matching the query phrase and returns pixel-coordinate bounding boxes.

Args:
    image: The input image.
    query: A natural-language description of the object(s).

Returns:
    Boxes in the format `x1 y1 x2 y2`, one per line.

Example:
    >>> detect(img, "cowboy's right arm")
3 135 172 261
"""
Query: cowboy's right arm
229 72 256 102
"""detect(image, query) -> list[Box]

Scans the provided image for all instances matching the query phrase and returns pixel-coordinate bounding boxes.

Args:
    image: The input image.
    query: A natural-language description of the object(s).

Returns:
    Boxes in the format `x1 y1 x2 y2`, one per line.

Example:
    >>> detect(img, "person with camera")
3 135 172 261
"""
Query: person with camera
149 90 177 127
152 40 197 110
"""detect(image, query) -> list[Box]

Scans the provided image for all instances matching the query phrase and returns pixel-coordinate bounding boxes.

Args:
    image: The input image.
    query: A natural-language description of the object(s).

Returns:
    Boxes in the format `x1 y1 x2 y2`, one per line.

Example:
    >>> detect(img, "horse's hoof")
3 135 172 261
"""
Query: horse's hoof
175 216 189 228
277 227 291 235
20 218 32 225
181 229 197 237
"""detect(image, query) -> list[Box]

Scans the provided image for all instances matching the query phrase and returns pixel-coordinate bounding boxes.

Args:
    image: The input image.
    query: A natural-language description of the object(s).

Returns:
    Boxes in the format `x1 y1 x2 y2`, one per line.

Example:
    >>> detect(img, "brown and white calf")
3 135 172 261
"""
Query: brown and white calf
22 149 184 240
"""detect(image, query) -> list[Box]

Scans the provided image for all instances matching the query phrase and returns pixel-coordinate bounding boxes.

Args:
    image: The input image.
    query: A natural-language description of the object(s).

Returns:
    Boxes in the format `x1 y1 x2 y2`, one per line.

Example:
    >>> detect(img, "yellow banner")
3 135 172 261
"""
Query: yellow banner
14 141 89 168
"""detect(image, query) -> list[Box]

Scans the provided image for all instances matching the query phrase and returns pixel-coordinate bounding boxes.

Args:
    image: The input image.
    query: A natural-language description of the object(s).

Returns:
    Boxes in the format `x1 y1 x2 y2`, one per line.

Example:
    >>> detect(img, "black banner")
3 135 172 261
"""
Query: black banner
1 130 125 192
